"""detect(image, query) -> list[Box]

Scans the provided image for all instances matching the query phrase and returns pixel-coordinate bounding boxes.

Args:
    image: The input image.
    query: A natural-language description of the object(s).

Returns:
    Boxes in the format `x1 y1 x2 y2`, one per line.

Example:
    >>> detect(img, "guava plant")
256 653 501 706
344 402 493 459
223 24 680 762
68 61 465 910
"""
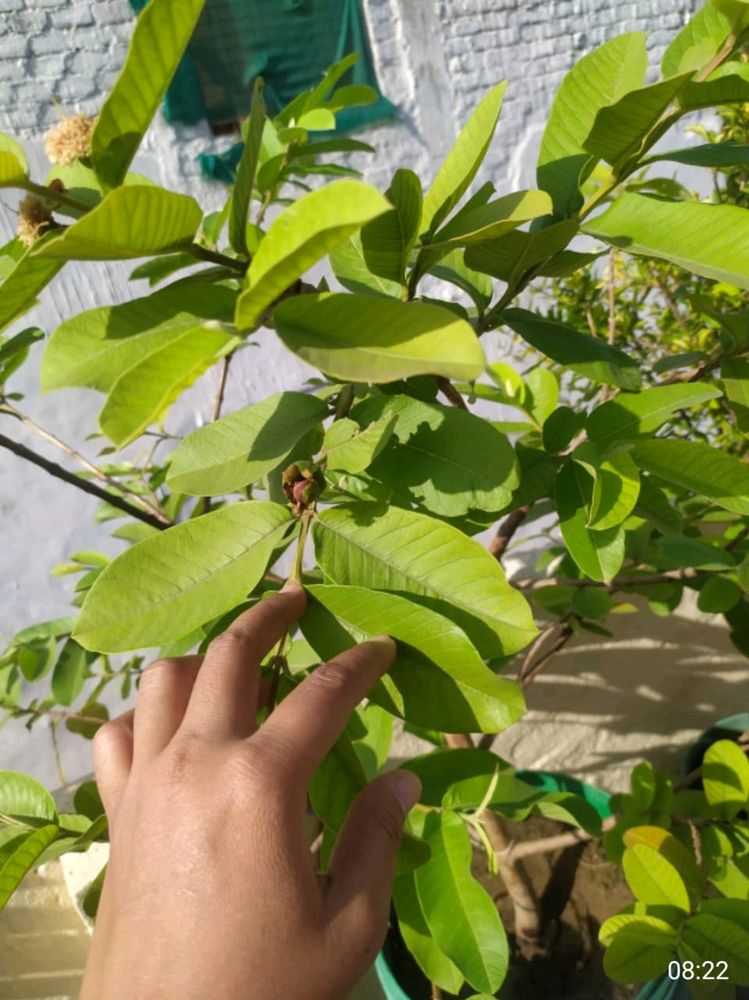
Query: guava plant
1 0 749 995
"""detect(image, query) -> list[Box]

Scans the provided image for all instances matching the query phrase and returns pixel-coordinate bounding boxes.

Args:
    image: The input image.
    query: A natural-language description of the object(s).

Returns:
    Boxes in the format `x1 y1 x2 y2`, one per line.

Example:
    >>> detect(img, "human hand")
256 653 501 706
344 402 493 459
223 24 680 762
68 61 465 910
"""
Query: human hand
81 584 421 1000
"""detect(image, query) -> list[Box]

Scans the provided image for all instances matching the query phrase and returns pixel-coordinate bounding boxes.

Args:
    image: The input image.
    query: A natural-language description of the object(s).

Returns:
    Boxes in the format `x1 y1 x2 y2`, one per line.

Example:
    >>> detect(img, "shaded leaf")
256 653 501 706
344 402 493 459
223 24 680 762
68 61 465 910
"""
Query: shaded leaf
0 825 60 911
229 79 265 256
587 384 723 449
632 439 749 515
313 503 537 658
0 771 57 825
555 461 626 582
361 168 422 285
274 293 486 384
662 5 731 76
167 391 328 495
323 416 395 475
703 739 749 819
603 916 677 983
0 133 28 187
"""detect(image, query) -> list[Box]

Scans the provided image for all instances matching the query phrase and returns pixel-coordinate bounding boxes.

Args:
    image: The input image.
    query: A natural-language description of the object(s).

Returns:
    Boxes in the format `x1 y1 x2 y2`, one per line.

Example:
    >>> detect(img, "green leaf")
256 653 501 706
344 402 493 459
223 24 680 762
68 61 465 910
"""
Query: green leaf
587 384 723 449
533 791 603 835
0 253 63 334
680 914 749 984
302 585 525 734
0 771 57 825
623 827 704 900
631 439 749 515
313 503 537 658
329 231 403 298
99 324 237 447
415 811 508 993
554 461 626 582
679 60 749 111
351 704 393 779
229 79 265 257
537 32 648 215
428 189 553 249
583 193 749 289
361 168 422 285
393 872 465 995
0 825 60 910
274 293 486 383
0 326 44 384
583 74 692 167
603 916 678 983
656 535 735 571
543 406 586 454
51 639 91 707
73 501 292 652
697 575 742 614
405 748 510 806
465 219 577 284
430 249 493 311
235 180 389 328
167 392 328 495
662 5 731 76
16 636 56 682
34 186 202 261
571 587 613 621
323 416 395 475
355 394 518 516
503 308 641 391
703 739 749 819
309 733 366 841
722 356 749 430
645 141 749 168
91 0 206 188
421 82 507 235
0 133 28 187
574 445 640 530
622 843 690 910
41 283 236 393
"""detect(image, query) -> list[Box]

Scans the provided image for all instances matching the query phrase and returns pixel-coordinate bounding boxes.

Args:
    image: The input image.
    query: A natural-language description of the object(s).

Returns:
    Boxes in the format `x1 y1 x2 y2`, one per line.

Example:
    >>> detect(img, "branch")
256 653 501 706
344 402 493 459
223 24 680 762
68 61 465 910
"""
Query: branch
519 622 575 687
186 243 247 274
436 376 468 410
503 815 617 861
490 504 532 559
515 568 697 591
0 433 168 531
212 355 232 422
1 402 170 525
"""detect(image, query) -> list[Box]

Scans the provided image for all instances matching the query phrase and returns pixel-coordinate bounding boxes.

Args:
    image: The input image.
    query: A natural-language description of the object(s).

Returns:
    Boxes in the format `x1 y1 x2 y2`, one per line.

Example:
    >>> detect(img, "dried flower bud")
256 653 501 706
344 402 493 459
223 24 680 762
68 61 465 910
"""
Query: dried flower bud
282 463 302 486
44 113 96 166
16 194 53 248
301 467 315 480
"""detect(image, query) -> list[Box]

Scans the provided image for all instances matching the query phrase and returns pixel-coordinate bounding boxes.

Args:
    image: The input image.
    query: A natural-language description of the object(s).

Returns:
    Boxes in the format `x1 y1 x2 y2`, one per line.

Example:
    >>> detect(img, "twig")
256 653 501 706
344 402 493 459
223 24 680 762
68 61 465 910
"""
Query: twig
0 433 168 531
430 985 443 1000
212 356 232 422
186 243 247 273
490 504 532 559
514 568 697 590
520 623 575 687
1 402 170 525
436 377 468 410
726 523 749 553
599 251 617 402
8 704 108 727
503 815 617 861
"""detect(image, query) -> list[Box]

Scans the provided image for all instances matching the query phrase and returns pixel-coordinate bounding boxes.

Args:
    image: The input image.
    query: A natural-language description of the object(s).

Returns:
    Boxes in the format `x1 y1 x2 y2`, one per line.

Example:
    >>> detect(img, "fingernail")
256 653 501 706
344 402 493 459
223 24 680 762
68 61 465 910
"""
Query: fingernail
369 635 397 672
393 770 421 815
370 634 396 650
281 579 304 593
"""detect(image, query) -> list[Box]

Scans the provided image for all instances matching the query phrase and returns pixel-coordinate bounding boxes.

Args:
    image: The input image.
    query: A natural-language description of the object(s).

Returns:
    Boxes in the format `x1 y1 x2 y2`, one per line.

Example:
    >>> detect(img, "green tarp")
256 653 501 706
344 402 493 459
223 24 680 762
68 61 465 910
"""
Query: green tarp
129 0 395 146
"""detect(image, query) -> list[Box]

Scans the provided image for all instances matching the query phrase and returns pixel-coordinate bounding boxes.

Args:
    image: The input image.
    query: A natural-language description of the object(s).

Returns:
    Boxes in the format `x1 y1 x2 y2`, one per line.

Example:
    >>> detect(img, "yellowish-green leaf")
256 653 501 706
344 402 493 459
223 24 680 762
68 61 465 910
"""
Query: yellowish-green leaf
274 292 486 384
91 0 206 188
313 503 537 658
555 461 626 582
0 825 59 911
583 193 749 289
603 916 677 983
323 416 396 475
0 771 57 824
680 913 749 985
0 252 63 333
662 5 732 76
703 738 749 819
587 384 723 448
429 189 553 249
33 186 202 260
421 83 507 235
73 501 293 652
235 180 390 328
623 843 690 911
99 325 238 447
0 133 28 187
632 439 749 515
393 872 465 995
229 79 265 257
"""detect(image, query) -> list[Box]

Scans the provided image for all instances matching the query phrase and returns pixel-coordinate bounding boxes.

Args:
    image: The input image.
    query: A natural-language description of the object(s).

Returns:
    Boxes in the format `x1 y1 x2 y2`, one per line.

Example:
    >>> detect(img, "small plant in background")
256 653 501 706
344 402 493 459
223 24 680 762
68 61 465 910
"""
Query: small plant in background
1 0 748 995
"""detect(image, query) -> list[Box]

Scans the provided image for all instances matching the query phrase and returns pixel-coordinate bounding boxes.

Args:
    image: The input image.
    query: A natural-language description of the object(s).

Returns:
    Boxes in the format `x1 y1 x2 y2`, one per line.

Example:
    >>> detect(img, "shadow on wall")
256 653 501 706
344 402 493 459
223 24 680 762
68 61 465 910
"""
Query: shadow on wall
490 592 748 791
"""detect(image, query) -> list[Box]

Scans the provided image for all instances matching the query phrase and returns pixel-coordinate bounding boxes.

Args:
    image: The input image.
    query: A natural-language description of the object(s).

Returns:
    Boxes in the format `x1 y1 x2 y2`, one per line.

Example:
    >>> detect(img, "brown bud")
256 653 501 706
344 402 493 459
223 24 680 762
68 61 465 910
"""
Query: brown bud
292 479 319 507
47 178 66 193
282 463 302 486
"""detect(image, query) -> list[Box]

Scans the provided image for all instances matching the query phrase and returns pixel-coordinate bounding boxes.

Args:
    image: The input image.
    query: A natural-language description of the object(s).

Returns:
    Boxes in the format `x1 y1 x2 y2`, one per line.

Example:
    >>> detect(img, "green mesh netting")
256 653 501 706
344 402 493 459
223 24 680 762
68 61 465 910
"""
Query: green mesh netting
129 0 395 179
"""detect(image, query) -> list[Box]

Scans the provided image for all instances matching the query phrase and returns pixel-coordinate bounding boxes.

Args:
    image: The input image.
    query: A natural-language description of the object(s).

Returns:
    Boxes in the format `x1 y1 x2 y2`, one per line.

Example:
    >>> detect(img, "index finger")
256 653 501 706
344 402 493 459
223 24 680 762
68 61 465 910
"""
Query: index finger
253 636 396 786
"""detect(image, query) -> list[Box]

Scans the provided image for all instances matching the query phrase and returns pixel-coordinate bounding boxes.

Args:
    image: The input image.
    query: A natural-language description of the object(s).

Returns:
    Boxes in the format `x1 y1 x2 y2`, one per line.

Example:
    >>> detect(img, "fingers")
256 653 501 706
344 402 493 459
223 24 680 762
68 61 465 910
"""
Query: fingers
255 637 396 787
181 585 306 741
132 655 203 763
92 709 134 817
324 770 421 940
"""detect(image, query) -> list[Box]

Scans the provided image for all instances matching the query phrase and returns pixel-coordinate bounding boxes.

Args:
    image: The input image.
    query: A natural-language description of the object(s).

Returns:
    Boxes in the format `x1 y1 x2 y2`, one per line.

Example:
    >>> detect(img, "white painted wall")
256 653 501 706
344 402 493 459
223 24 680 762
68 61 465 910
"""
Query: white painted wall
5 0 738 795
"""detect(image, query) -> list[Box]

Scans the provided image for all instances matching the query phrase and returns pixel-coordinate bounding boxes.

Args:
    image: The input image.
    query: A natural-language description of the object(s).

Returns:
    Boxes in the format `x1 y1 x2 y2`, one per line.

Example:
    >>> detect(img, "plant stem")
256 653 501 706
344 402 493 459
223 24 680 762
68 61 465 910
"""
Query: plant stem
0 432 168 531
1 401 170 525
186 243 247 273
503 815 617 860
519 621 575 686
436 377 468 411
490 504 532 559
430 985 443 1000
291 513 312 585
21 178 91 214
514 568 697 590
212 355 232 422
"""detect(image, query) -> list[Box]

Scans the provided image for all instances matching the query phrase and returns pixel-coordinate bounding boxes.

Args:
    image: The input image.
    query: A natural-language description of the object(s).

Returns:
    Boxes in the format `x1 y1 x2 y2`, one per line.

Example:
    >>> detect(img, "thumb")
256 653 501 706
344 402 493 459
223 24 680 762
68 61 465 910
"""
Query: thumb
325 769 422 943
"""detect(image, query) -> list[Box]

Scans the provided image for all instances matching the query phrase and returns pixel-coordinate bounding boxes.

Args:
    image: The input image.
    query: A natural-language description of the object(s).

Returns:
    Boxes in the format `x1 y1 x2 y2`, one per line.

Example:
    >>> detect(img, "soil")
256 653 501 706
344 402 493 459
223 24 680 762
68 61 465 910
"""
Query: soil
383 816 640 1000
